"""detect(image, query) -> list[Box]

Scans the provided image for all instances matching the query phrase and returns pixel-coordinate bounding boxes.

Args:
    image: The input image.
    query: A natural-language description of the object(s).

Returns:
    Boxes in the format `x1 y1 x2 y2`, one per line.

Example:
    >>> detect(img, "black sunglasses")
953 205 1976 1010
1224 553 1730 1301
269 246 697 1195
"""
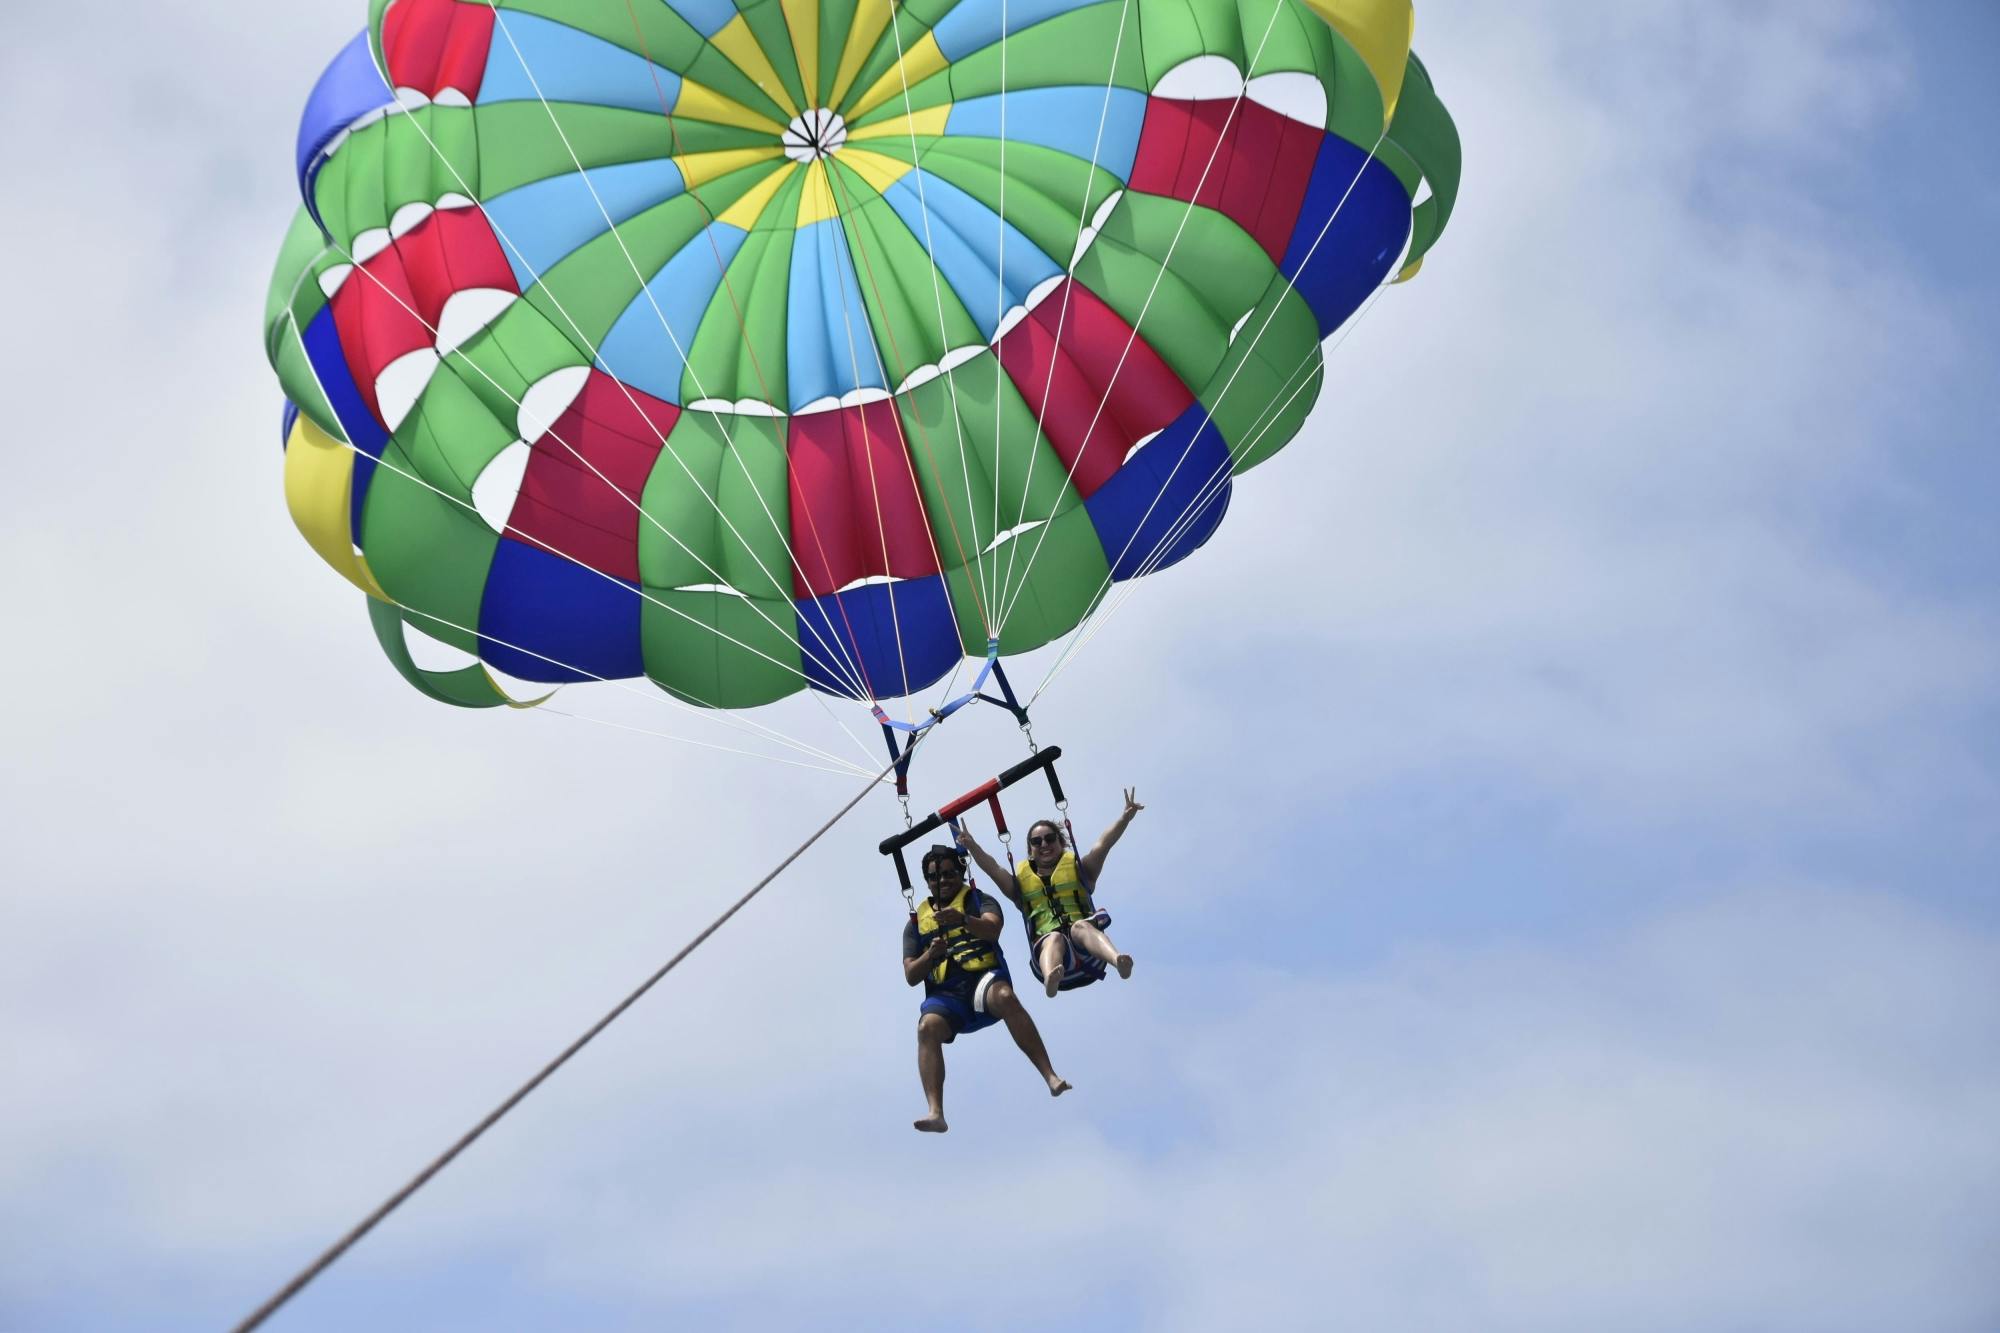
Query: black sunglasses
924 867 957 882
1028 832 1062 846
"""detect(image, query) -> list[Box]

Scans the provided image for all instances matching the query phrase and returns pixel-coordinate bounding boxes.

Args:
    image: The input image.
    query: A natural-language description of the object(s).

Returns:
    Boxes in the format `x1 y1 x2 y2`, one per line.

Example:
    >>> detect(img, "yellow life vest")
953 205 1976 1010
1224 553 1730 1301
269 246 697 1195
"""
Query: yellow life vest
1016 851 1095 938
915 885 1001 986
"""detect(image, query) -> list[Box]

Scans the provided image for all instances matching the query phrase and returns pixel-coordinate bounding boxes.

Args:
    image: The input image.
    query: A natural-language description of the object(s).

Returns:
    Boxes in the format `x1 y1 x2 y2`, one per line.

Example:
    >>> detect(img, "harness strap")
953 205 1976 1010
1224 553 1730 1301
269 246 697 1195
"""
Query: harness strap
921 887 1001 984
1022 865 1094 933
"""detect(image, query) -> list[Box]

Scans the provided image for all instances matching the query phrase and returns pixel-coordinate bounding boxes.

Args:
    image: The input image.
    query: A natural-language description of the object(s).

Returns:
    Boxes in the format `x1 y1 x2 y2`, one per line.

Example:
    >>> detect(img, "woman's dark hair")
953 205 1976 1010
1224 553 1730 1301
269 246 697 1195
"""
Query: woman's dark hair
1026 819 1066 849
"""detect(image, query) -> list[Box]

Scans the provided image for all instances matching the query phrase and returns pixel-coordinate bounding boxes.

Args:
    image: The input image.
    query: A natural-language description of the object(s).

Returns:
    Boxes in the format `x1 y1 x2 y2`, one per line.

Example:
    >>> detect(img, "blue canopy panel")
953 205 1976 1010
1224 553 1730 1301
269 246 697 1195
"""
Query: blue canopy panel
483 158 689 291
298 303 391 540
877 172 1061 341
598 223 749 405
944 86 1147 181
660 0 741 41
478 537 645 683
296 31 397 232
476 11 683 112
1280 138 1412 337
795 576 960 700
1084 401 1233 582
786 219 884 411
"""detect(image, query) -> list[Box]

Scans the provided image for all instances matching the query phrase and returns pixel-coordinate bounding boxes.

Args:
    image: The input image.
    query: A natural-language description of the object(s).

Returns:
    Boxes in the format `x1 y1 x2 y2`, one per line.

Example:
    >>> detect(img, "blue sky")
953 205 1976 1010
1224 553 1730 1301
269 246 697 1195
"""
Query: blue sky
1 2 1996 1330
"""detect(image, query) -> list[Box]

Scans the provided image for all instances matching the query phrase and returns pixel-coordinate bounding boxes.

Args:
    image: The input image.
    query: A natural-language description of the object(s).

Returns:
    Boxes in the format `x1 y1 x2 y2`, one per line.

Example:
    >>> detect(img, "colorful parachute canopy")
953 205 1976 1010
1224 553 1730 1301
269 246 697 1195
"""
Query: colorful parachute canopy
265 0 1459 711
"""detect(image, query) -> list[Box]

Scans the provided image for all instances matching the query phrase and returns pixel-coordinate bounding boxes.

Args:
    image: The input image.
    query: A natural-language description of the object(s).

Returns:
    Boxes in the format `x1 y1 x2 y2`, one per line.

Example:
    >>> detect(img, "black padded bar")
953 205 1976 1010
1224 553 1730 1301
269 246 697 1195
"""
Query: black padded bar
878 746 1064 856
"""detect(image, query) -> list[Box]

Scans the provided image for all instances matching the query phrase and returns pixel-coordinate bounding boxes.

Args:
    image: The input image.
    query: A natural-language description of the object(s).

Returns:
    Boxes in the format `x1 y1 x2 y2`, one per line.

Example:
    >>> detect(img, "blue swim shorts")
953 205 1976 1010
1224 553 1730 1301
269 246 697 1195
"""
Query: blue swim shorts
919 965 1011 1040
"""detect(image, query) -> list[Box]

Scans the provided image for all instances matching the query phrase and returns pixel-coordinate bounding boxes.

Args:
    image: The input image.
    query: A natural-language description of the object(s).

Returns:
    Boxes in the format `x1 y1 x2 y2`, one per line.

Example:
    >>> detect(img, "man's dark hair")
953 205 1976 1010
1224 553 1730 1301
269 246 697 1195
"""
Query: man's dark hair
921 845 967 879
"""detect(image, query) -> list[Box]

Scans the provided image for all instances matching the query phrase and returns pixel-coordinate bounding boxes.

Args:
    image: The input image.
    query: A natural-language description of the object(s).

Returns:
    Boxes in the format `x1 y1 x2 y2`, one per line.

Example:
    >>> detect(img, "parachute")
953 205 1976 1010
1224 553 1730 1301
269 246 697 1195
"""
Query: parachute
262 0 1459 717
241 7 1464 1321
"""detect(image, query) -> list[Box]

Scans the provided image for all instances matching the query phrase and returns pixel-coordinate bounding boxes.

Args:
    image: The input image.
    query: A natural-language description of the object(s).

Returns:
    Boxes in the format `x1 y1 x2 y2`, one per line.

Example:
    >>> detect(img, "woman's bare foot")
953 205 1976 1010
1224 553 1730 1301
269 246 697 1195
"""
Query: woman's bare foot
1115 955 1134 980
914 1112 949 1133
1047 1075 1072 1097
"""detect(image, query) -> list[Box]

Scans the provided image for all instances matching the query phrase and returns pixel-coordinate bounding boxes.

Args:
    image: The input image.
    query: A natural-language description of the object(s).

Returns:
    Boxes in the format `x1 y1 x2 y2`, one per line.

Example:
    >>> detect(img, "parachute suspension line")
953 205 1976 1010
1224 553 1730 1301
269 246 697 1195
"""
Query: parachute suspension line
817 151 1028 722
533 704 880 779
1236 285 1391 468
880 0 1000 626
367 83 880 708
930 654 968 719
228 743 914 1333
1057 205 1386 686
544 700 888 772
818 175 921 717
1029 139 1397 707
991 0 1135 622
993 0 1009 624
818 176 997 661
991 0 1282 633
307 239 873 714
614 0 894 714
1031 224 1397 712
993 0 1289 634
821 159 999 645
477 4 885 707
623 0 937 720
1034 248 1389 712
322 477 874 777
280 299 875 778
917 655 969 758
1033 292 1387 705
368 102 879 710
282 312 879 774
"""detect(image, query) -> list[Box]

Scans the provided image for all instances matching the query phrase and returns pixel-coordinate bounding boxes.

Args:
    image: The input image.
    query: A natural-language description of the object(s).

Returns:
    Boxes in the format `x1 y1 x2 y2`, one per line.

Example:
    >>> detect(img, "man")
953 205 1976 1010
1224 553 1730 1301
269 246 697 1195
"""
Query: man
960 788 1144 999
905 844 1070 1133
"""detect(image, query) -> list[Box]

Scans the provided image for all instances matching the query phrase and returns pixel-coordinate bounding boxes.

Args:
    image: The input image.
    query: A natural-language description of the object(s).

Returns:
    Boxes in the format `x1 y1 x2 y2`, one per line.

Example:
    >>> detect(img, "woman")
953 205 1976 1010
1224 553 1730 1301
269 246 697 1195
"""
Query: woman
960 789 1144 998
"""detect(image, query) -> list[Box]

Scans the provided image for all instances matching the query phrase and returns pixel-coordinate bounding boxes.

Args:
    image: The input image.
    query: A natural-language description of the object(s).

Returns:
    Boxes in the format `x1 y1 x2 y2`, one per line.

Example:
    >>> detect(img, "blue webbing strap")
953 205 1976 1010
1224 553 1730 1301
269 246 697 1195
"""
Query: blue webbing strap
872 640 1005 796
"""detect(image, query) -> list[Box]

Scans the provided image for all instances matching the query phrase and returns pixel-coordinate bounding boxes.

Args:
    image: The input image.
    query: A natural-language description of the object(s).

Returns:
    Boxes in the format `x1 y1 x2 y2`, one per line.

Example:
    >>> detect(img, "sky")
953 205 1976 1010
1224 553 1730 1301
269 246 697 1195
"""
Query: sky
2 1 1997 1330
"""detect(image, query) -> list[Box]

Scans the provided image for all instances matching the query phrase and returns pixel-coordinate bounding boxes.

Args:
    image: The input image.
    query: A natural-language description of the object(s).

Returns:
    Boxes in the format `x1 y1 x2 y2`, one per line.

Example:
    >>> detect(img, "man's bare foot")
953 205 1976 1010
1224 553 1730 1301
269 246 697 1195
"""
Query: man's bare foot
1116 955 1134 980
914 1112 949 1133
1047 1076 1072 1097
1044 968 1062 999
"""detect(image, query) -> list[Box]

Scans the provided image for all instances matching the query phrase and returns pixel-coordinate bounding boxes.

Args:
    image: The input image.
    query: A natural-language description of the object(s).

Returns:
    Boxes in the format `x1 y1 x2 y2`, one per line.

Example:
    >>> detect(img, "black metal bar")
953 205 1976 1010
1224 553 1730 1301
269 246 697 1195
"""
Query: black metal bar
878 746 1063 856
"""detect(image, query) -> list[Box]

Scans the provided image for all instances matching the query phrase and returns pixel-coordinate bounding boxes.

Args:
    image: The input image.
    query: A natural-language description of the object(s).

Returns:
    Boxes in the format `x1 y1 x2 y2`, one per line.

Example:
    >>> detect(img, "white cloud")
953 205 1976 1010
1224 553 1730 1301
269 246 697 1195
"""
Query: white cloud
0 2 1995 1330
97 883 1979 1333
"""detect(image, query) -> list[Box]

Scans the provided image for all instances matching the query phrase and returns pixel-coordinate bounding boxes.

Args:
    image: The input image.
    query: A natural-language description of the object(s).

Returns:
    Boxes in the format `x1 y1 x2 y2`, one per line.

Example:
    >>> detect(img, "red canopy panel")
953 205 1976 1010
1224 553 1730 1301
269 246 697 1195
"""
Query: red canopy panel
997 279 1195 499
388 207 517 328
1130 97 1324 263
382 0 495 100
330 207 515 428
787 401 941 598
330 257 427 429
507 373 677 583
